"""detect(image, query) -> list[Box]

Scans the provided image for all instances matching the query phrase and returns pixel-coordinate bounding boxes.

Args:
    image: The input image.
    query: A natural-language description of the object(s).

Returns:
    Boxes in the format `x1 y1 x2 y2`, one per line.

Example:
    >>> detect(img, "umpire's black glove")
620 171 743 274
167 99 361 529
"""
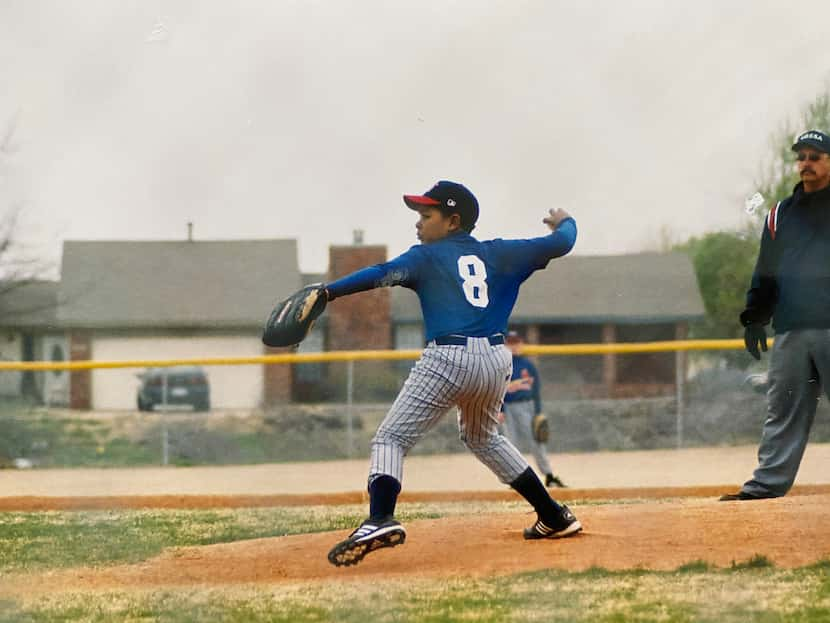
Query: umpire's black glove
743 324 768 360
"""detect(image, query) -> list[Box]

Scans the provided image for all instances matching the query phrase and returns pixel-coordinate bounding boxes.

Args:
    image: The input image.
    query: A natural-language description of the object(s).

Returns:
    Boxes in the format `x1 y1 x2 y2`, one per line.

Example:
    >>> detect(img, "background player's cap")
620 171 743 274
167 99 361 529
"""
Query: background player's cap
791 130 830 154
403 180 479 232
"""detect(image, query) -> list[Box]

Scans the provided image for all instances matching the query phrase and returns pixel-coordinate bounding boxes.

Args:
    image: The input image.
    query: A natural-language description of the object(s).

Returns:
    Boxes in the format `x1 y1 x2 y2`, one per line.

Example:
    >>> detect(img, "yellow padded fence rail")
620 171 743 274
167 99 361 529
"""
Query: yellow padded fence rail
0 338 761 371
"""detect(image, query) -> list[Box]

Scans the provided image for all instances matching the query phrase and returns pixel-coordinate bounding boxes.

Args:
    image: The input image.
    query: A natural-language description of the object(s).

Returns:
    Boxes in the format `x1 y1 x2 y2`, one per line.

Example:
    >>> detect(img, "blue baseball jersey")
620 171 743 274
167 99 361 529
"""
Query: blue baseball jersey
326 218 577 341
503 354 542 412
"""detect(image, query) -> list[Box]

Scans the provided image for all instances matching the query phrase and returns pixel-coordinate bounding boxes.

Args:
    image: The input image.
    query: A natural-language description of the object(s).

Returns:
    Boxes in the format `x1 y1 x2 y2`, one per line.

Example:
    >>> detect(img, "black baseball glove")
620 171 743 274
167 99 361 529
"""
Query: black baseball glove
262 283 328 347
743 323 768 361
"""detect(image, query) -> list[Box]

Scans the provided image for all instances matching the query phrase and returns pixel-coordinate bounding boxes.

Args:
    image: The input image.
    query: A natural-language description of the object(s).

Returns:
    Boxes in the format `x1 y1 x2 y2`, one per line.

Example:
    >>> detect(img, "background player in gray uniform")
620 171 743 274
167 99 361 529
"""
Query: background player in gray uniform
323 180 581 567
501 331 566 488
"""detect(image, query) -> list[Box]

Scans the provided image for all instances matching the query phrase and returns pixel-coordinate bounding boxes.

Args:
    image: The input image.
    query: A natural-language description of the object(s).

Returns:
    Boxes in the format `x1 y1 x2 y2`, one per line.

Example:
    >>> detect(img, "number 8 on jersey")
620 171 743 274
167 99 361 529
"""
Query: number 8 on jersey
457 255 489 308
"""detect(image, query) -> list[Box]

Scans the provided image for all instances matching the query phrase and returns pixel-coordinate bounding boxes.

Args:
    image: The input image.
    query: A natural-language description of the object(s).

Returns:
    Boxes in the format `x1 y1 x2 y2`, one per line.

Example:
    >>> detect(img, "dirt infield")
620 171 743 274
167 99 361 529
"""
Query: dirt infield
3 487 830 597
3 447 830 596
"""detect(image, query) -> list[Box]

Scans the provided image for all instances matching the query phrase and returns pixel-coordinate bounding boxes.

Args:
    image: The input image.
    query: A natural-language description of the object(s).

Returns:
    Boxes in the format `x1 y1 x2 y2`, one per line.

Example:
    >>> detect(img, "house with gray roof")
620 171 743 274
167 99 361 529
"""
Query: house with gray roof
56 238 303 409
0 237 705 409
0 239 302 409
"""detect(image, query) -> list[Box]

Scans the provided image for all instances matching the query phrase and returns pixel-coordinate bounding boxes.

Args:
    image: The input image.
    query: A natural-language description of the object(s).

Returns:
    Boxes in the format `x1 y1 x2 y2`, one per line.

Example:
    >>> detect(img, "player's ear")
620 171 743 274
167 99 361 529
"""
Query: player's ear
447 213 462 231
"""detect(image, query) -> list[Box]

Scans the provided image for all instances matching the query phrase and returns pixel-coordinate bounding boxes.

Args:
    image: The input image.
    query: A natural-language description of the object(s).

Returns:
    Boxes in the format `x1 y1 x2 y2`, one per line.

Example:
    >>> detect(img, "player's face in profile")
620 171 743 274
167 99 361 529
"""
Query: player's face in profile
415 207 457 243
797 148 830 189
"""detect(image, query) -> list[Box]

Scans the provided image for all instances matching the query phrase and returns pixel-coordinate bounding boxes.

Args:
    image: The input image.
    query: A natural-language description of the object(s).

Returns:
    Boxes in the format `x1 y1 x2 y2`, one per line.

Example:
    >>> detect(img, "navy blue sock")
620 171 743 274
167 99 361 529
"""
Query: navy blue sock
510 467 563 523
368 475 401 520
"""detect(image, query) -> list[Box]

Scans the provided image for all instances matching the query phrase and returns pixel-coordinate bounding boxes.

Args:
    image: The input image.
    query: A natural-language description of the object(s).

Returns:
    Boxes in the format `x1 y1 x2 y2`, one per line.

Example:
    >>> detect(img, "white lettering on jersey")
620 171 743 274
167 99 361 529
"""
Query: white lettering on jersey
457 255 489 308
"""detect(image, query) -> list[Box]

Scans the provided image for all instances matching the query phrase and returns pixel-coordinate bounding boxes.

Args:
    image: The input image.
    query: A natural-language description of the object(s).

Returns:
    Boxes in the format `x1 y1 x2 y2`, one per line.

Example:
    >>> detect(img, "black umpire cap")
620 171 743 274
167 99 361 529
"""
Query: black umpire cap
792 130 830 154
403 180 479 232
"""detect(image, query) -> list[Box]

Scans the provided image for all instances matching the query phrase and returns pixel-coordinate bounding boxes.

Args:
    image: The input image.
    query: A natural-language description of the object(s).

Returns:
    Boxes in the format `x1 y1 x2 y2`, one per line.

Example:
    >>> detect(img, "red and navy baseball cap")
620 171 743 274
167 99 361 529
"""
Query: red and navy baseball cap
791 130 830 154
403 180 479 232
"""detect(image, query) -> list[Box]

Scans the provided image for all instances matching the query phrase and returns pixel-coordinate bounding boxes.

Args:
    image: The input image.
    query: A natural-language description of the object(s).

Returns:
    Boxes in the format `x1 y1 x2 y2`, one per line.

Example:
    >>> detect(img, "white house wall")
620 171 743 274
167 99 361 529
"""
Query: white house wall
91 335 264 410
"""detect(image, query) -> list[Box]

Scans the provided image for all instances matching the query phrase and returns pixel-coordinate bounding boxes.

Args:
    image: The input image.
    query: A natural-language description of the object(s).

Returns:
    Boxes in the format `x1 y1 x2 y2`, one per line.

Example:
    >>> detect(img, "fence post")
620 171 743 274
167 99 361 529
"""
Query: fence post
161 369 169 465
675 349 684 448
346 359 354 458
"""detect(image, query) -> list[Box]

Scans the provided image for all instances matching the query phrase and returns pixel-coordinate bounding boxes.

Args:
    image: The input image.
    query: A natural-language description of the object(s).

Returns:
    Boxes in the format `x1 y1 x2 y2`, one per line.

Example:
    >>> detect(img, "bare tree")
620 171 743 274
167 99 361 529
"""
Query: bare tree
0 113 56 317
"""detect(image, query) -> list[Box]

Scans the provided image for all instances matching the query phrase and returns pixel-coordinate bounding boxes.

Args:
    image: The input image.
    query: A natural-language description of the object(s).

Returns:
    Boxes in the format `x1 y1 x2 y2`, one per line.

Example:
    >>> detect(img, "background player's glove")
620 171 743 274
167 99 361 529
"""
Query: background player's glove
532 413 549 444
743 324 768 360
262 283 328 347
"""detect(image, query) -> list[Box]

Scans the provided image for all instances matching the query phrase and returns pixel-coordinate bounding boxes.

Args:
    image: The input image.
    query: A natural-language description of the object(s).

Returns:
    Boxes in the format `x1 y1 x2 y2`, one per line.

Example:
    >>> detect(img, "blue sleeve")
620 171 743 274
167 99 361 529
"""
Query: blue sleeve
326 247 420 300
494 217 578 274
532 217 577 267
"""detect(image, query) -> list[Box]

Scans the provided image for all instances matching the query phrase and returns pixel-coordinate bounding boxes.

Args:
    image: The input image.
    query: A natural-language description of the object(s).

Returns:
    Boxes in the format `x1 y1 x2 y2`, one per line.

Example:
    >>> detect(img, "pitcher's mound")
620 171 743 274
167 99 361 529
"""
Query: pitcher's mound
8 493 830 595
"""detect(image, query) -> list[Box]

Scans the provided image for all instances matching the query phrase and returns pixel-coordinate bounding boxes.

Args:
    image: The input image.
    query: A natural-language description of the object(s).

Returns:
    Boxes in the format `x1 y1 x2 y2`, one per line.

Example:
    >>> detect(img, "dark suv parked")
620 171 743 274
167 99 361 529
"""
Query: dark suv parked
136 366 211 412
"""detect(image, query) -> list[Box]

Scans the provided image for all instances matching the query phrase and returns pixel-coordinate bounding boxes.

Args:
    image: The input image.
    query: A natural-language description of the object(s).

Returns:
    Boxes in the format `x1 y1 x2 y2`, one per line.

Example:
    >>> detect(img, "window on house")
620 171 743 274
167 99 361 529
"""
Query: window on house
537 324 604 387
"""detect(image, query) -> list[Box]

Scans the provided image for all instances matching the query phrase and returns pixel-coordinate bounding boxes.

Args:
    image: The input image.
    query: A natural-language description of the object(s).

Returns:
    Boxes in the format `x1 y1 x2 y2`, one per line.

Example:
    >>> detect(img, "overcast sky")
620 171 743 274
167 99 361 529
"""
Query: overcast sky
1 1 829 277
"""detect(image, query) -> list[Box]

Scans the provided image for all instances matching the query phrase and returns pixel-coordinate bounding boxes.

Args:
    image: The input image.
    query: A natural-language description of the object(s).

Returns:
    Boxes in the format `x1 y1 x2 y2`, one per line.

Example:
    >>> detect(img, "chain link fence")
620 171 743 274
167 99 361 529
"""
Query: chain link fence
3 341 830 468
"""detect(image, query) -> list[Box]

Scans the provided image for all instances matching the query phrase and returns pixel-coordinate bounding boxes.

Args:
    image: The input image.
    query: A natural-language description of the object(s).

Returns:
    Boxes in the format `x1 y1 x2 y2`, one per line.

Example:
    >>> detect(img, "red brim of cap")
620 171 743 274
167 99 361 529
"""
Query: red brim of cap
403 194 441 210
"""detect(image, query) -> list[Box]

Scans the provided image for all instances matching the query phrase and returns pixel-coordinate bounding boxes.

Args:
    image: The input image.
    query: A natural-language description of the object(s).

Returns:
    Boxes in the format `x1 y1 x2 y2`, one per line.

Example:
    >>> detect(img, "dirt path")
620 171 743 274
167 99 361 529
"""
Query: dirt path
4 492 829 597
2 483 830 511
3 444 830 498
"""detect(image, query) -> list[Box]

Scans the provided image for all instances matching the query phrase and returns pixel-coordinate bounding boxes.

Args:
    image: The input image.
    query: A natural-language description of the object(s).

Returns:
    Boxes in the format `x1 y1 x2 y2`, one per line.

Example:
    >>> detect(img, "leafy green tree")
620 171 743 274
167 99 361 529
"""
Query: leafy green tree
754 90 830 216
675 230 757 340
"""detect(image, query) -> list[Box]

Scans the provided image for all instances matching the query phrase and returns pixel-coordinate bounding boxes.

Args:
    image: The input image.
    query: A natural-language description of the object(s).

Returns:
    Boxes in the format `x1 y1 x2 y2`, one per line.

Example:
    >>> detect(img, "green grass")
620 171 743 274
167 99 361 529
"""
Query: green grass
1 503 830 622
2 564 830 622
0 404 378 468
0 408 158 468
0 501 505 573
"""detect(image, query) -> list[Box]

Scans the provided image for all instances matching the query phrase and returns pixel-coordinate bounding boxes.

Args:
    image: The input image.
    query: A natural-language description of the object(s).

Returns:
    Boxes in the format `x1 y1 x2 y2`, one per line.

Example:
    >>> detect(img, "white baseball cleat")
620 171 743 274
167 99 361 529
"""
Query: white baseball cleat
523 505 582 540
328 517 407 566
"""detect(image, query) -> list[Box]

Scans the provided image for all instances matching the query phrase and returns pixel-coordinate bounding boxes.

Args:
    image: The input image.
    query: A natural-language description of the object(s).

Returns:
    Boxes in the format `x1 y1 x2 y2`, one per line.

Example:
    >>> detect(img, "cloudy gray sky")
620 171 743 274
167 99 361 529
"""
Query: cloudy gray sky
2 1 829 276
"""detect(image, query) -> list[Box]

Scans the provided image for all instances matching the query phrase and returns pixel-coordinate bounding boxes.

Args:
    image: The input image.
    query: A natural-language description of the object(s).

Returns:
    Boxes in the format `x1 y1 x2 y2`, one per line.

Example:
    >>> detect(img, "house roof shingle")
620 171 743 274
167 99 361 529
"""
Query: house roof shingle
58 239 302 329
0 280 60 328
3 246 704 331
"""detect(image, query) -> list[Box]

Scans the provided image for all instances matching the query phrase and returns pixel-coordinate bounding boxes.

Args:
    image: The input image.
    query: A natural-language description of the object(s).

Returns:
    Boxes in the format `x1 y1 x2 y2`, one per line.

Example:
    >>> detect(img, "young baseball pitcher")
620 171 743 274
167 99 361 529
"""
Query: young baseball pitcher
320 180 581 566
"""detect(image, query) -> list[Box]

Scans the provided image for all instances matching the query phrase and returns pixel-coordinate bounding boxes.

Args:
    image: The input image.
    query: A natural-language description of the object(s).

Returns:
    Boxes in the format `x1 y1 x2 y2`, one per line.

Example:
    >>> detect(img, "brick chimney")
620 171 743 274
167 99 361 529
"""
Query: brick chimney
69 331 92 409
327 237 391 350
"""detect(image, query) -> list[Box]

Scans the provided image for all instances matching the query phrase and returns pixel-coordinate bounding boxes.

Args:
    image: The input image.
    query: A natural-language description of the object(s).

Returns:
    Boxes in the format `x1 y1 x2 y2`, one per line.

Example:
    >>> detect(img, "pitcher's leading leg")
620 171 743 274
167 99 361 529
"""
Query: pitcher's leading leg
328 475 406 567
327 517 406 567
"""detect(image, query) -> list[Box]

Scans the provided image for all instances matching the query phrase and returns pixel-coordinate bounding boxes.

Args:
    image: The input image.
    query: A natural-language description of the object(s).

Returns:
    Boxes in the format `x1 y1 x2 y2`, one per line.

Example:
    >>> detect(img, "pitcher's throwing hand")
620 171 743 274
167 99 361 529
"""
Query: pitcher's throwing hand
543 208 571 231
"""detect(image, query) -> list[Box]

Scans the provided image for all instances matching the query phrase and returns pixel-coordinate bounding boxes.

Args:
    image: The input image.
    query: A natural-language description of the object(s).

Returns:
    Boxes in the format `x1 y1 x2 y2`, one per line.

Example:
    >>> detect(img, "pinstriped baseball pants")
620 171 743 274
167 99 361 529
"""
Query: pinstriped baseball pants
369 337 531 486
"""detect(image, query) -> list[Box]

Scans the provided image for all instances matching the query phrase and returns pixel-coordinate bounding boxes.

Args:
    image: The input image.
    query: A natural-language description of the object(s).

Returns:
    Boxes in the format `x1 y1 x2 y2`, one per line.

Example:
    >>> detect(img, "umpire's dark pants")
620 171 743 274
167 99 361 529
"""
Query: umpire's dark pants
743 329 830 497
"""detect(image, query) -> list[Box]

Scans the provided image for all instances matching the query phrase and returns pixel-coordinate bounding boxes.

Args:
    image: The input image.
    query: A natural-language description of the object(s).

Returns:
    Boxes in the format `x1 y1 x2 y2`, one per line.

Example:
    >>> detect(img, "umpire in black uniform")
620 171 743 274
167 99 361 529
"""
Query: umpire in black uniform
721 129 830 501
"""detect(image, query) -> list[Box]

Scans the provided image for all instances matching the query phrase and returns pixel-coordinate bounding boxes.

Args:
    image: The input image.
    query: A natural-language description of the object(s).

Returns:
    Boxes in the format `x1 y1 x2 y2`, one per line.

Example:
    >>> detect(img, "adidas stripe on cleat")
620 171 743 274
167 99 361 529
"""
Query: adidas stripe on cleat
523 505 582 540
327 517 406 567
